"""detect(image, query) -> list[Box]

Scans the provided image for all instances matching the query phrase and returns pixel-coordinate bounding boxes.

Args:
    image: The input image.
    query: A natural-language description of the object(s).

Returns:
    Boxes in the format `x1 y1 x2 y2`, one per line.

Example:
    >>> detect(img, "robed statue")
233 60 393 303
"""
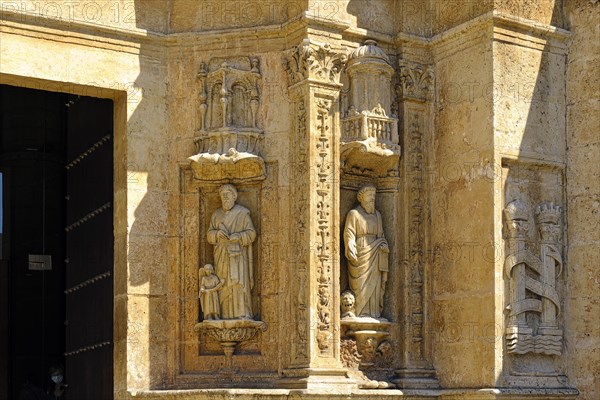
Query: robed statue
344 184 389 319
207 184 256 319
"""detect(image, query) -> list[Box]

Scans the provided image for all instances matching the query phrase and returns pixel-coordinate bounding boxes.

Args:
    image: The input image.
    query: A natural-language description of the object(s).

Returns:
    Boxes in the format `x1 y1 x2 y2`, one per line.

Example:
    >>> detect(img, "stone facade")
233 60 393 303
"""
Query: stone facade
0 0 598 399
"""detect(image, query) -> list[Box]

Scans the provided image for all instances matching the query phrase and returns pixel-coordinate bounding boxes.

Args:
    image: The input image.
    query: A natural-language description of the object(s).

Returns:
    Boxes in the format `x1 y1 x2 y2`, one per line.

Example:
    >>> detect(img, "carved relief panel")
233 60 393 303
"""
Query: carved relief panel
191 57 266 184
176 55 280 387
501 158 567 385
179 170 279 385
340 40 400 179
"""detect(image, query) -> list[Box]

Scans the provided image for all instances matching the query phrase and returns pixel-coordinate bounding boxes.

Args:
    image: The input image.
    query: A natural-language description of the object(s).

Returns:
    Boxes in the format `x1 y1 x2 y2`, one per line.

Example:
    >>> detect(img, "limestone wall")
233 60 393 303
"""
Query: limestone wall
430 20 497 388
0 3 169 395
0 0 597 399
563 2 600 399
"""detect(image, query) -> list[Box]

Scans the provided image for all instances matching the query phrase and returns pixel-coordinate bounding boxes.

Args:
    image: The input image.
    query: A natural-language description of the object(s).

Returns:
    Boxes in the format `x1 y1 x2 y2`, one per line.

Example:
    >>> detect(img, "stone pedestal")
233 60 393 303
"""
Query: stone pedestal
341 317 392 367
194 320 267 372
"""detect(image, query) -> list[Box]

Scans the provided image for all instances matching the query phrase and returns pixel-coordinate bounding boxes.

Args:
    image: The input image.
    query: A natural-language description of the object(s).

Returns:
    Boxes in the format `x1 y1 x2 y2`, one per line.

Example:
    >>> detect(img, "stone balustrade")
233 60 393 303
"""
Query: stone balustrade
342 111 398 146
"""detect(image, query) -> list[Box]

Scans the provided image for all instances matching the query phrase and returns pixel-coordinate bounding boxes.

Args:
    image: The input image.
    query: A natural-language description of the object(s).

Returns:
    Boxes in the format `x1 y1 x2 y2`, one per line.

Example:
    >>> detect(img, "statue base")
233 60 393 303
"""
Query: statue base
194 319 267 371
341 317 394 389
341 317 392 366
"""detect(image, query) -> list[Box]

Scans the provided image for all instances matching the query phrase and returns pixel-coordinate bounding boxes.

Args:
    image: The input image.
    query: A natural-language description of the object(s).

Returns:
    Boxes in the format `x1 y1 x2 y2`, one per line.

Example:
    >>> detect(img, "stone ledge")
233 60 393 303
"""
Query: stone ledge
128 387 578 400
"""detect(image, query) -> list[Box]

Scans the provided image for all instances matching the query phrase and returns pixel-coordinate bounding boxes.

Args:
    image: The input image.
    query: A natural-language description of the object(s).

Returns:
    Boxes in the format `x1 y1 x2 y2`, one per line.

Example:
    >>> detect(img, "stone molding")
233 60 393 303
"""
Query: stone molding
1 6 571 59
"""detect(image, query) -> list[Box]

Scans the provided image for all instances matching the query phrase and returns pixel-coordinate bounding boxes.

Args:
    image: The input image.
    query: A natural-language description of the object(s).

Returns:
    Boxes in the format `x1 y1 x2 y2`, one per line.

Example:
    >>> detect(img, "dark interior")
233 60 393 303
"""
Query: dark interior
0 84 114 399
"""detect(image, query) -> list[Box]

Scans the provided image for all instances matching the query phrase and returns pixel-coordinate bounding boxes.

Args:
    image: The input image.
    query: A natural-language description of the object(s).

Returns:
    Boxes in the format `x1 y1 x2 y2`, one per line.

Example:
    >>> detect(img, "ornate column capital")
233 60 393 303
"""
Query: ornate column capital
398 61 434 102
283 39 348 87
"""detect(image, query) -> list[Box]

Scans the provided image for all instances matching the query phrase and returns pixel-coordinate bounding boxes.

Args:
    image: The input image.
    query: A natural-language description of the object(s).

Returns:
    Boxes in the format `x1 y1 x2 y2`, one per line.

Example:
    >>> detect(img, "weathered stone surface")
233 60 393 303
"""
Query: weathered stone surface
0 0 597 399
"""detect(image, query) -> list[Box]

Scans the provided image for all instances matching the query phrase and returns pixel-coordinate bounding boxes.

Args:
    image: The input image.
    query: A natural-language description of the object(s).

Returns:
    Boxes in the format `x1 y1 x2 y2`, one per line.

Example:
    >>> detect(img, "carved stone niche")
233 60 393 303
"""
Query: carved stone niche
341 40 400 179
190 57 265 183
339 183 399 389
500 159 571 388
182 182 273 381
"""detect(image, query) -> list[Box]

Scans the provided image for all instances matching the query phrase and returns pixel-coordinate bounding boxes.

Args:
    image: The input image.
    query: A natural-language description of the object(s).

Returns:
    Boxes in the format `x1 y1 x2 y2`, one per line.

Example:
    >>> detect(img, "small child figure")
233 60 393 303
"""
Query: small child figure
199 264 223 320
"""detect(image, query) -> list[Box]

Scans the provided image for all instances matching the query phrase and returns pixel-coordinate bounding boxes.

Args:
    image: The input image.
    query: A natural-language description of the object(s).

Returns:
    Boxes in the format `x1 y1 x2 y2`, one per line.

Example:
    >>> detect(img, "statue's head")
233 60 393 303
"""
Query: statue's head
203 264 214 275
341 290 356 318
219 184 238 211
357 184 376 214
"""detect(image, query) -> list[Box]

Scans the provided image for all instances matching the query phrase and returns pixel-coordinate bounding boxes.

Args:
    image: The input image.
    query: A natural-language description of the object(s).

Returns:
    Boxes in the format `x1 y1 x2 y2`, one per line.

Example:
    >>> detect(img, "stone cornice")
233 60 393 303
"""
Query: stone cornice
0 8 160 49
1 7 572 57
394 11 570 54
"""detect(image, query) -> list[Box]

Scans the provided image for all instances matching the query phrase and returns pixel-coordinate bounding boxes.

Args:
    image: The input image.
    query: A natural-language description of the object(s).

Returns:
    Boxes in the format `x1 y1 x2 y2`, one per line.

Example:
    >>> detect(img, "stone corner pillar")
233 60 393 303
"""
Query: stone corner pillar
279 38 355 390
393 59 440 389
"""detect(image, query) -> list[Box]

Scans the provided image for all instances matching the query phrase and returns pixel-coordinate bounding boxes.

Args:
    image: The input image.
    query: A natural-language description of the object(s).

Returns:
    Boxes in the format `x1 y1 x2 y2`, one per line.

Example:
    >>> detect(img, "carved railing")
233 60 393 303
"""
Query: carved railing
193 129 262 155
342 109 398 146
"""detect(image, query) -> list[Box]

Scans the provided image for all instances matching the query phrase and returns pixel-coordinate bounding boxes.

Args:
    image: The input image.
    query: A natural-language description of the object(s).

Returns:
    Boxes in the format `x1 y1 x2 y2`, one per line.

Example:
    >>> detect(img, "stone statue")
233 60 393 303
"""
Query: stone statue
207 184 257 319
344 184 389 319
199 264 223 320
341 290 356 319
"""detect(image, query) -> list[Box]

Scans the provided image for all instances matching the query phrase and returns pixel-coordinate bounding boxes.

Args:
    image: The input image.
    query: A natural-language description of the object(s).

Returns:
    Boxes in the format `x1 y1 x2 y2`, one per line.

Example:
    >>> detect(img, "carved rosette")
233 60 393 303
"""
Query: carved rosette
504 200 564 356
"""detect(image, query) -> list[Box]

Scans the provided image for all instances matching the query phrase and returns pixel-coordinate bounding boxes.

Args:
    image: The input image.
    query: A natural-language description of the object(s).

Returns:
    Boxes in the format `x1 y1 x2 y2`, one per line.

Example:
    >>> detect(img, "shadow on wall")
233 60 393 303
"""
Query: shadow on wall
123 0 170 391
498 0 571 388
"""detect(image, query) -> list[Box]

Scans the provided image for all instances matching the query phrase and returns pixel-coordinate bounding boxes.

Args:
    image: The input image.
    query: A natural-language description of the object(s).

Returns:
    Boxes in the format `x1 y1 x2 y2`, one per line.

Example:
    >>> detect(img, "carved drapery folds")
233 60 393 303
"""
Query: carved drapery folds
190 57 265 183
504 200 563 356
341 41 400 178
193 184 267 369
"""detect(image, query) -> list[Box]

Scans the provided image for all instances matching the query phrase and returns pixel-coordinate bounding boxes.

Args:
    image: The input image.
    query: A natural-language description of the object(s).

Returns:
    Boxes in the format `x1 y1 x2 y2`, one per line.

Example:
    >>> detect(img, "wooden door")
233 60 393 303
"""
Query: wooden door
64 95 113 399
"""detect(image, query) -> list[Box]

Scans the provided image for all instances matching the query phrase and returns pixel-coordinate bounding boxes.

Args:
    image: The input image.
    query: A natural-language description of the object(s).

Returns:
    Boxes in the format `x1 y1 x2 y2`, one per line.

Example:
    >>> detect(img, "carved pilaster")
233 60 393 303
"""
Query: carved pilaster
315 98 334 355
393 61 438 389
281 40 351 388
289 97 310 367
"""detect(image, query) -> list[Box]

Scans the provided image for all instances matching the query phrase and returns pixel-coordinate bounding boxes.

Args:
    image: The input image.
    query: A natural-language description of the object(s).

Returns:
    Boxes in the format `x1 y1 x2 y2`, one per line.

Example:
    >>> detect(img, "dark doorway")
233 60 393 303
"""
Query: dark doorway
0 85 114 399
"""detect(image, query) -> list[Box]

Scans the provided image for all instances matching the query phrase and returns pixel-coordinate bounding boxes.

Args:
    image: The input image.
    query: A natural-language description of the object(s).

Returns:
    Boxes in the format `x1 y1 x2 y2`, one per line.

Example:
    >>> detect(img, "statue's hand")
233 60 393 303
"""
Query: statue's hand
229 233 241 242
217 230 229 241
381 243 390 253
